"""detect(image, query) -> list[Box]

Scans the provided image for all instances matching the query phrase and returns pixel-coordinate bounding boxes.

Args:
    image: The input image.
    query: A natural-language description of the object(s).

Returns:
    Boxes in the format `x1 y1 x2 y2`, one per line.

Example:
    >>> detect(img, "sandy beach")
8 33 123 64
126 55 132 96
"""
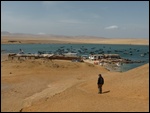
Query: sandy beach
1 53 149 112
1 36 149 112
1 35 149 45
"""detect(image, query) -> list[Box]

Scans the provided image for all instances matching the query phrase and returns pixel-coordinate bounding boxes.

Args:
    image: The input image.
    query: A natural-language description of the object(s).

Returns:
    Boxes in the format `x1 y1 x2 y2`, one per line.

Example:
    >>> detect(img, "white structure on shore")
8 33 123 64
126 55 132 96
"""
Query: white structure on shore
89 54 121 61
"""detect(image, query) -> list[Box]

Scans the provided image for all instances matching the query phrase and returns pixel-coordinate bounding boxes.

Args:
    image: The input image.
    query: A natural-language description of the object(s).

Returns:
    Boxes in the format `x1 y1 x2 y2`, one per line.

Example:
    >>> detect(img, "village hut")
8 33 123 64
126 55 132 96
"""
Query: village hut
89 54 121 61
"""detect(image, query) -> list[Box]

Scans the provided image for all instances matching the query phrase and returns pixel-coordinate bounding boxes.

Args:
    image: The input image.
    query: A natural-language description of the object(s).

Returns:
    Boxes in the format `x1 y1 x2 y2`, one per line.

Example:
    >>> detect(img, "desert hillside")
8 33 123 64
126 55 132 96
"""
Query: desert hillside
22 63 149 112
1 57 149 112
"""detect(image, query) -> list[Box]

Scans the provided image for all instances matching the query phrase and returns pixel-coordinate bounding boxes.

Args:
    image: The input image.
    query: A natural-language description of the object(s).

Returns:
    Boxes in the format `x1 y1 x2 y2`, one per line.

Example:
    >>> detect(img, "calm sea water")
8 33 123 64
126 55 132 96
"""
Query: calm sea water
1 44 149 72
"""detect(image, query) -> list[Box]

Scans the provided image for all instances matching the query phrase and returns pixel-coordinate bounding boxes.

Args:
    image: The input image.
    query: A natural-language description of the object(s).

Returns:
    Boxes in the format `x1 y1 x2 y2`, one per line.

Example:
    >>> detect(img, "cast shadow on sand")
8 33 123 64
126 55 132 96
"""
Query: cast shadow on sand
102 90 110 94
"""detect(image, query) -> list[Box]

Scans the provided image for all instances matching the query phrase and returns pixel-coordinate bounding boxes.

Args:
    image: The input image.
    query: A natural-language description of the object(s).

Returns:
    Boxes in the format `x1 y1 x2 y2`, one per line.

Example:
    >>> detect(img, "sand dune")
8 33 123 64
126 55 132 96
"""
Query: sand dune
22 64 149 112
1 57 149 112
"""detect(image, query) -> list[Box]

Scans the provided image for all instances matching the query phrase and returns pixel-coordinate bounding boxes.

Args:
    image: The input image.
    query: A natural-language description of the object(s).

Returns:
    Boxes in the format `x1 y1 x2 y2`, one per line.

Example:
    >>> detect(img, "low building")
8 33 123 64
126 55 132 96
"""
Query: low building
89 54 121 60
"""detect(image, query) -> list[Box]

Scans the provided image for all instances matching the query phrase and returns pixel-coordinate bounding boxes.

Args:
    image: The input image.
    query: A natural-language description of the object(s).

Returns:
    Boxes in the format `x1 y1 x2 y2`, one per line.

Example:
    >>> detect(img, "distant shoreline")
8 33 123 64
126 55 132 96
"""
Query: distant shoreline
1 36 149 45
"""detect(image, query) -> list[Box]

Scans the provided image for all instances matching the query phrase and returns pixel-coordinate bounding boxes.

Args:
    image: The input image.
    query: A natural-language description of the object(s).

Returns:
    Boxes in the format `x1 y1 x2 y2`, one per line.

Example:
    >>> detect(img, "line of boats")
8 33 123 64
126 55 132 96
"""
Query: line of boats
35 46 149 58
5 45 148 65
2 45 149 58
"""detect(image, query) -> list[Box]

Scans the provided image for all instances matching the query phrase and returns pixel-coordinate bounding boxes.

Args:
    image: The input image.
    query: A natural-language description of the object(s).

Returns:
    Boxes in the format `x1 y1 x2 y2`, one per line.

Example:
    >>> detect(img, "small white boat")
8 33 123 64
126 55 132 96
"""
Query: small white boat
41 54 54 57
116 62 122 66
63 52 77 56
140 54 144 57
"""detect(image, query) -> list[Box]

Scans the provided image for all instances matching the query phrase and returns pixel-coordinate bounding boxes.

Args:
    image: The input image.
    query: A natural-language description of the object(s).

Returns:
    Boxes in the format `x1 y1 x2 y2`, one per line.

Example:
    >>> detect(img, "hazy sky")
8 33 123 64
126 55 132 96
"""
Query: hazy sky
1 1 149 38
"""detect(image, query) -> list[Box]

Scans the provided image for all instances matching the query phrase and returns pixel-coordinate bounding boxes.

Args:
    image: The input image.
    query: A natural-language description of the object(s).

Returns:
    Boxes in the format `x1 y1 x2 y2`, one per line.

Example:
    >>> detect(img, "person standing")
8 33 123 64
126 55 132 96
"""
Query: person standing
97 74 104 94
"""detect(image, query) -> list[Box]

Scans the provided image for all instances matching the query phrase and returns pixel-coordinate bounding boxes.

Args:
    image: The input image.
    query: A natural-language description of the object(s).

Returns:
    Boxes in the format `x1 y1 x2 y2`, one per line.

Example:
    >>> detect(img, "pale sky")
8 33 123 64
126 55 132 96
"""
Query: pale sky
1 1 149 38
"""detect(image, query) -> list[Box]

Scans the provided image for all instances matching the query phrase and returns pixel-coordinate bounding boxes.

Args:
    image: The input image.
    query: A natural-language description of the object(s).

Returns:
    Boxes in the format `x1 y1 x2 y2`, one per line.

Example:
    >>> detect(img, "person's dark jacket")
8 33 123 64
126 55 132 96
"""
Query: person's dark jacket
97 76 104 84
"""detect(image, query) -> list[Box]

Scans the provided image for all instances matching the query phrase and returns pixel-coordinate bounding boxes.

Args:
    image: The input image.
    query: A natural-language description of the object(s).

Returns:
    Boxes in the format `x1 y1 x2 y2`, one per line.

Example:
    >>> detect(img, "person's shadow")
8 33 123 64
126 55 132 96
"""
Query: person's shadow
102 90 110 94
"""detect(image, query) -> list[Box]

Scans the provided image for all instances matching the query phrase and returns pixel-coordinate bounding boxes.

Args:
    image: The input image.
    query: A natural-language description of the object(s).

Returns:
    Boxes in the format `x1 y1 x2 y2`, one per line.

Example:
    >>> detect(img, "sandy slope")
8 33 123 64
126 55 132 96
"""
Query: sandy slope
1 56 149 112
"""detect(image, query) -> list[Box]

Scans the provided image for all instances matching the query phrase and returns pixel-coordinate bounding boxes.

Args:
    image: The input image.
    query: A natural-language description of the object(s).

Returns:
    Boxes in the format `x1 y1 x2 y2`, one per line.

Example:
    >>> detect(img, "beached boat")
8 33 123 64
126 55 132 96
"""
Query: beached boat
116 62 122 66
40 54 54 57
63 52 77 56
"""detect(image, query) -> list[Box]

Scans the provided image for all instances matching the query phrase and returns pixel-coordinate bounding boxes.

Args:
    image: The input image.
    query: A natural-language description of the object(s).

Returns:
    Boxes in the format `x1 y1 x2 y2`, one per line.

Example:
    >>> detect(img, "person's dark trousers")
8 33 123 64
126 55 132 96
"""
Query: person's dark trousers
98 84 103 94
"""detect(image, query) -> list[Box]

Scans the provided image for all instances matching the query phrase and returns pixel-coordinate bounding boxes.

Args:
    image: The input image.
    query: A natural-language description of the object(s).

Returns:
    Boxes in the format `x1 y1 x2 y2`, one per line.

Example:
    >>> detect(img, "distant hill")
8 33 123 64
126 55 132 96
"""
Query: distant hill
1 31 34 36
1 31 11 35
1 31 106 39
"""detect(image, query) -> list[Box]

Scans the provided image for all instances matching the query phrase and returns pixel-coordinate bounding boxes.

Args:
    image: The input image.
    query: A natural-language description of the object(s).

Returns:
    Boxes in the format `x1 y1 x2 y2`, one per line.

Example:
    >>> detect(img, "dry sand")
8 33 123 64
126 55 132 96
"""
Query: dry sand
1 55 149 112
1 35 149 111
1 35 149 45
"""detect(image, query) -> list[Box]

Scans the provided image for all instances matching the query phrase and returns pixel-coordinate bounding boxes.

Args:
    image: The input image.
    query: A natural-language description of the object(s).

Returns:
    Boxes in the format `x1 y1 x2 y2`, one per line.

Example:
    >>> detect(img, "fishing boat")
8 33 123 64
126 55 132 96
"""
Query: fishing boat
116 62 122 66
63 52 78 56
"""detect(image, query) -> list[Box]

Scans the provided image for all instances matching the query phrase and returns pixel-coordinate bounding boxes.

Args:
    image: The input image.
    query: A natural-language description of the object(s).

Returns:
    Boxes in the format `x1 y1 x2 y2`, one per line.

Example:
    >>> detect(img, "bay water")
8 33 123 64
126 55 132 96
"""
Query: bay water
1 43 149 72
